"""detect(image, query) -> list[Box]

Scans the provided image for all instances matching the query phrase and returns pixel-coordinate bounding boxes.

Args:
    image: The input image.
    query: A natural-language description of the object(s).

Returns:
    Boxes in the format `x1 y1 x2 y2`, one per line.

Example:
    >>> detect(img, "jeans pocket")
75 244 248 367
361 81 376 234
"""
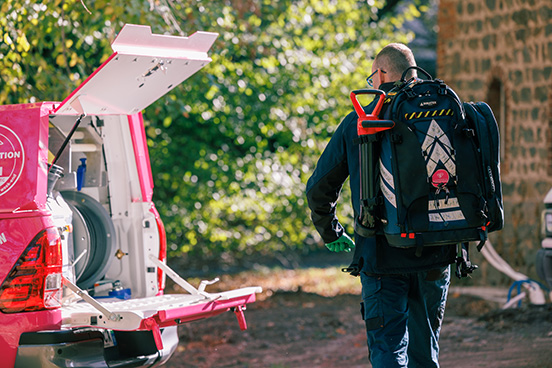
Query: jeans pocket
360 274 383 331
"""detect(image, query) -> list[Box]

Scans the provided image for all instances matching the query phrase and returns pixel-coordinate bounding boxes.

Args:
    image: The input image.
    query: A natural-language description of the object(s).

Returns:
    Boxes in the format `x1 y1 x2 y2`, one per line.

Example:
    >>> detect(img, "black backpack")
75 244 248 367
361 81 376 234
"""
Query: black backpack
350 67 503 276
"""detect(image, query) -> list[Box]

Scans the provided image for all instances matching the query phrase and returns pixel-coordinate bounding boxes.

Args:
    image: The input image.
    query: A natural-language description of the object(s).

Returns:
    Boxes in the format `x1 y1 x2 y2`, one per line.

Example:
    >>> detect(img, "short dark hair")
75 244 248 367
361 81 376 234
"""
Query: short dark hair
374 43 417 81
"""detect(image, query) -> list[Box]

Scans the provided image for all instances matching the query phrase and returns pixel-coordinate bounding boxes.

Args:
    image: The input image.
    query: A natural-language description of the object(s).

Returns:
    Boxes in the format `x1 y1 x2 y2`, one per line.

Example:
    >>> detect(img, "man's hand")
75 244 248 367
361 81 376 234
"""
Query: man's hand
325 233 355 252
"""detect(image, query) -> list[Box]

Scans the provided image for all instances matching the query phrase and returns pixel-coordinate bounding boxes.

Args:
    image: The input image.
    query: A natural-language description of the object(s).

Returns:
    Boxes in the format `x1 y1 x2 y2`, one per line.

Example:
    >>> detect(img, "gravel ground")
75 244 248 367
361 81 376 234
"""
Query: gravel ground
162 286 552 368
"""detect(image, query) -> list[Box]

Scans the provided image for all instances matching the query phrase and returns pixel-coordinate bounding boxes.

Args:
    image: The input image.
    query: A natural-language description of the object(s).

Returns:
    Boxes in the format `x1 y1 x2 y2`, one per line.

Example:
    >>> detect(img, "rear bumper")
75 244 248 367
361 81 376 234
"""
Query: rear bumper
14 327 178 368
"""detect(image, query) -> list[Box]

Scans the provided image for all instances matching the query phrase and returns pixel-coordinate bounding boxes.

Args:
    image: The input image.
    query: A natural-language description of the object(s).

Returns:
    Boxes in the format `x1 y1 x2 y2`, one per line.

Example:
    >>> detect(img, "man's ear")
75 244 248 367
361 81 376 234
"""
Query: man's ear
379 69 388 84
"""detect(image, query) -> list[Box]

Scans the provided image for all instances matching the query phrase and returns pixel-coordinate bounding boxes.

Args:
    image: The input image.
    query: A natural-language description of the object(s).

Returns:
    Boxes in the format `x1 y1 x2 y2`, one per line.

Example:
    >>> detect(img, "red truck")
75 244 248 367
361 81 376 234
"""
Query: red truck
0 24 260 367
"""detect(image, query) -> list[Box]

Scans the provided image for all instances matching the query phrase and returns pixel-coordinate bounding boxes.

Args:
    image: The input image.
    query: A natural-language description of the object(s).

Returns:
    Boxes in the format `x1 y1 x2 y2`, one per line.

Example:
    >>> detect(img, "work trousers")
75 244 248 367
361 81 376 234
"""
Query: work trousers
360 266 451 368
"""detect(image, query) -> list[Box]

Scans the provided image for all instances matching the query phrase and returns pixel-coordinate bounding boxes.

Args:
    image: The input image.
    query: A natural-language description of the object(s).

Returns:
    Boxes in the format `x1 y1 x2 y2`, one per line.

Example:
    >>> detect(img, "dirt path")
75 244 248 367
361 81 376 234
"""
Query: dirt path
163 290 552 368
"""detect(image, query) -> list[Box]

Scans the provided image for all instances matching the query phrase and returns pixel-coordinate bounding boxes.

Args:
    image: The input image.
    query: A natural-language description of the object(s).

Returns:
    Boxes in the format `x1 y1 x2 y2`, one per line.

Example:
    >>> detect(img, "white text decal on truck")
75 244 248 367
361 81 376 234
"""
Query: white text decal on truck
0 124 25 196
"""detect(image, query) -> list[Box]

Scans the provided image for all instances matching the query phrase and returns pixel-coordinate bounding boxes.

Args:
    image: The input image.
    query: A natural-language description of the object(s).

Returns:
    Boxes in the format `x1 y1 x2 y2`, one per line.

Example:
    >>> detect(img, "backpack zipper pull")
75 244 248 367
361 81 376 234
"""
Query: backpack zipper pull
434 187 441 209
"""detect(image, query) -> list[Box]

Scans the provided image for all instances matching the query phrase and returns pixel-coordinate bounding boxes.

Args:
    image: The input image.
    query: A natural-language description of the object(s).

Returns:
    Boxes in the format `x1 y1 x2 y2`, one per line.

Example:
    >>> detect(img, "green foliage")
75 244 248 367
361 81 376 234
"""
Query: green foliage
0 0 419 267
0 0 166 103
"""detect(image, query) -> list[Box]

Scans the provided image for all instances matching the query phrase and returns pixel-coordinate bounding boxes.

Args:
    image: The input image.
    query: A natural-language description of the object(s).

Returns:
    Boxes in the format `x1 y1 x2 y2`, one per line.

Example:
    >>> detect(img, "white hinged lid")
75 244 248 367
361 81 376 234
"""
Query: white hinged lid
54 24 218 116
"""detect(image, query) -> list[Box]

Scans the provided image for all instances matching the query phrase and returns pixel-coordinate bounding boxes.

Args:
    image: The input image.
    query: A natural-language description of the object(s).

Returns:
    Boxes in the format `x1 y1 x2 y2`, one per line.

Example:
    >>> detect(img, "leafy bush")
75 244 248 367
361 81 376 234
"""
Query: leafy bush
0 0 419 268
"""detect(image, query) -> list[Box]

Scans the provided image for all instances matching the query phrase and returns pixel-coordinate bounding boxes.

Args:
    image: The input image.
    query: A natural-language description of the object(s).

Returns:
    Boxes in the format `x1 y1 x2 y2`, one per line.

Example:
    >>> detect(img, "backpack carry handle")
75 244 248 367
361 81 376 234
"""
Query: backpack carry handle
350 89 395 136
400 66 433 82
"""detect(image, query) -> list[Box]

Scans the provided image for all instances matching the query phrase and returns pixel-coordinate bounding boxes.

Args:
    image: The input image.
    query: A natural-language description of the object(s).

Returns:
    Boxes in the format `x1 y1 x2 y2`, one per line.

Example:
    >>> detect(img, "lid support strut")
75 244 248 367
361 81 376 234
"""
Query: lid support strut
63 276 121 322
51 114 86 166
148 255 220 300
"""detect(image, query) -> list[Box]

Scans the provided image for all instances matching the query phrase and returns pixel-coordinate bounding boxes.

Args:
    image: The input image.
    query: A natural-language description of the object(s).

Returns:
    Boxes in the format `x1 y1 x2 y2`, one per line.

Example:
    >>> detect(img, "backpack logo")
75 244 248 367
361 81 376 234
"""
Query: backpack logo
431 169 449 188
419 100 437 108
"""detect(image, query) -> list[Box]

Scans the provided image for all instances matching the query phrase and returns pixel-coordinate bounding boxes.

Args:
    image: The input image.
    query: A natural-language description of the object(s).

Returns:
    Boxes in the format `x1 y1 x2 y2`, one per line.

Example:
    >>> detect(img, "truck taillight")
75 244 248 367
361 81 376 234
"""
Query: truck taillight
151 206 167 295
543 211 552 237
0 228 63 313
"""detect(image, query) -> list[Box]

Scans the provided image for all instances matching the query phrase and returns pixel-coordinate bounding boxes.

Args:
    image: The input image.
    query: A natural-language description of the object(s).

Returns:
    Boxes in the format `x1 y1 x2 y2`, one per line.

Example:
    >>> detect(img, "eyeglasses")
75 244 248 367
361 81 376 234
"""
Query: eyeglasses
366 69 386 87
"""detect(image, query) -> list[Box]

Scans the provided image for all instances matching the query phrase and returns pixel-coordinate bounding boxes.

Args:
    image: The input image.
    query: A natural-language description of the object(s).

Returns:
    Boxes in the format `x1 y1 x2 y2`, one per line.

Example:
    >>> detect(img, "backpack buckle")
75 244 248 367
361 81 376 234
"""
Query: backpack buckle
438 81 447 95
404 88 417 99
391 134 403 144
455 242 479 279
464 128 475 137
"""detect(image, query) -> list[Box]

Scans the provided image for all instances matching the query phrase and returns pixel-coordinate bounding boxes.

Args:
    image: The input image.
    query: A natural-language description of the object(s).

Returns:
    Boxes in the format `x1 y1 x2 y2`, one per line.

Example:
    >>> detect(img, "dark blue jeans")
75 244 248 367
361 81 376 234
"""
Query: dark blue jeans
360 266 450 368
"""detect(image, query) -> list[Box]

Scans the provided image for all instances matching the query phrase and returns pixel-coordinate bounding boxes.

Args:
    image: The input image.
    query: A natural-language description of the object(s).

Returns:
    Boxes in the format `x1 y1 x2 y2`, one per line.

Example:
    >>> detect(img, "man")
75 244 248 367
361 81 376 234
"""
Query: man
306 43 456 368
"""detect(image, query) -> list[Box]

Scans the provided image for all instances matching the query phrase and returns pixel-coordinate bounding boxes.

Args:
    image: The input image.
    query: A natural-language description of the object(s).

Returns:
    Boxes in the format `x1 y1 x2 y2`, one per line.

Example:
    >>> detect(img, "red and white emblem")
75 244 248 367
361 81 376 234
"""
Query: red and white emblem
0 124 25 197
431 169 449 188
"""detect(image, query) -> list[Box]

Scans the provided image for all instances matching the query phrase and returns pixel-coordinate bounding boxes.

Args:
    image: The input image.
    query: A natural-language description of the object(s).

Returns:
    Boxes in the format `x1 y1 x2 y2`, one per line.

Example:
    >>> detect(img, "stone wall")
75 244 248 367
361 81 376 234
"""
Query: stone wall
437 0 552 284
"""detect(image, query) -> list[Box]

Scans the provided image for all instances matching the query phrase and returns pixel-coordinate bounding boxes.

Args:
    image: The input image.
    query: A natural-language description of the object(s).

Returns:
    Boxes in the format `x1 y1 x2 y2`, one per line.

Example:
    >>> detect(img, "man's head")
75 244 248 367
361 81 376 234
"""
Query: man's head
370 43 417 89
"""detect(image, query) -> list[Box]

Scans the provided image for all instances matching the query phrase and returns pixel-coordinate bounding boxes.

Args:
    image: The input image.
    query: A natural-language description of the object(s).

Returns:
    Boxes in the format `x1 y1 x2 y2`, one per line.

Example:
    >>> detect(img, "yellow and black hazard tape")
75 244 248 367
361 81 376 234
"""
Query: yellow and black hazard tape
404 109 453 120
384 91 398 104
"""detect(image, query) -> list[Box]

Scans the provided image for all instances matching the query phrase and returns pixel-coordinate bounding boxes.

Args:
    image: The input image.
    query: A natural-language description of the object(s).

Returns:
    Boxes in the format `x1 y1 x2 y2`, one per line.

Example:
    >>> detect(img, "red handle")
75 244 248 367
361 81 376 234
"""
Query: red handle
350 89 395 136
142 317 164 350
234 305 248 331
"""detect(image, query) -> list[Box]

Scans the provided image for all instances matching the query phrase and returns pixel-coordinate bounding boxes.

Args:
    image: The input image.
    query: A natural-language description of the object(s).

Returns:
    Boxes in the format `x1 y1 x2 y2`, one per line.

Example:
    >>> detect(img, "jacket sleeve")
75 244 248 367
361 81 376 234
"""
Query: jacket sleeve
306 114 354 244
